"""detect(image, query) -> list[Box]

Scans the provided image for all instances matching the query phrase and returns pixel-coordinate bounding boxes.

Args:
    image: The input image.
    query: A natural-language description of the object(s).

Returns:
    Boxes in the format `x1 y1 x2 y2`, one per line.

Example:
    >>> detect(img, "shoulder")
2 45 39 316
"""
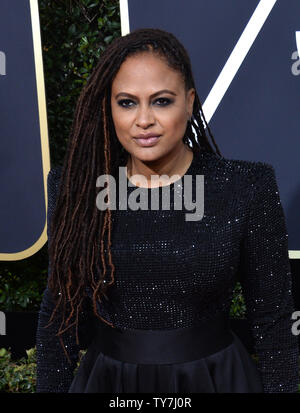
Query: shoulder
197 151 276 183
198 151 273 174
194 151 278 201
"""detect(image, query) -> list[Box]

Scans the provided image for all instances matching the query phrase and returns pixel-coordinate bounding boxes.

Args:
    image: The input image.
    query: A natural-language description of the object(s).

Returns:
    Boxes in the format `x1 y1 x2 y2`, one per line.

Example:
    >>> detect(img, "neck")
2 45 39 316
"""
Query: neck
126 144 193 188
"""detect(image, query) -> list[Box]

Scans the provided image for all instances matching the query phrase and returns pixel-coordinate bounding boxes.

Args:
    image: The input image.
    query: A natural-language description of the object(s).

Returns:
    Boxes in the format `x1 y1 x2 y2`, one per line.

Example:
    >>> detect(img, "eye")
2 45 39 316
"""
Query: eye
116 97 173 108
154 97 173 106
117 99 135 108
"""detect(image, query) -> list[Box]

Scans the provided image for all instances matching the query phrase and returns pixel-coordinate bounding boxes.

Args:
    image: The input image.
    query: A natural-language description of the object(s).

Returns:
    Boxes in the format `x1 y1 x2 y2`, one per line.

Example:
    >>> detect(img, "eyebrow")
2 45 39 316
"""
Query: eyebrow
115 89 177 99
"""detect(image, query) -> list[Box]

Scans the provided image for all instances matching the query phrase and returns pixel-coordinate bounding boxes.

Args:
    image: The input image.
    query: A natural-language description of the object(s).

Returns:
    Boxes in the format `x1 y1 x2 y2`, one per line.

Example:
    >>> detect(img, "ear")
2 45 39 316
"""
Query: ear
186 88 195 119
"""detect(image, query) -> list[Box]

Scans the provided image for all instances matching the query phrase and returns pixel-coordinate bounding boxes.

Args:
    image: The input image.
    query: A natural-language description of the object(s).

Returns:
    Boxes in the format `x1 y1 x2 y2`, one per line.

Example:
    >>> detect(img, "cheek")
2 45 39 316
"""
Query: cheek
111 107 132 134
161 109 187 133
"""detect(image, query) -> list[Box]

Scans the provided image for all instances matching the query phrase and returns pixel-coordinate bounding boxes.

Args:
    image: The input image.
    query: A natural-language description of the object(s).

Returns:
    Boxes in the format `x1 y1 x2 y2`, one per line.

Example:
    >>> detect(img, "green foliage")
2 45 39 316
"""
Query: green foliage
74 349 88 376
0 246 48 311
0 347 36 393
230 281 246 318
39 0 121 167
0 346 87 393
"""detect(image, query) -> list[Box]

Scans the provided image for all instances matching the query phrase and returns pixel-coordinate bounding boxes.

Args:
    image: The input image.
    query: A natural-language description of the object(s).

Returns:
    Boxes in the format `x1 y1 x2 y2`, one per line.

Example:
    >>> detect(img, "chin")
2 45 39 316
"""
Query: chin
132 151 165 163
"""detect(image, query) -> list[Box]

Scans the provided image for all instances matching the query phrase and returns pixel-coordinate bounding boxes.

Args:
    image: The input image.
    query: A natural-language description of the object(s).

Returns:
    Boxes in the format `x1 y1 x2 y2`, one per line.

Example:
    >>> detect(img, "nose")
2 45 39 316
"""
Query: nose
135 104 155 128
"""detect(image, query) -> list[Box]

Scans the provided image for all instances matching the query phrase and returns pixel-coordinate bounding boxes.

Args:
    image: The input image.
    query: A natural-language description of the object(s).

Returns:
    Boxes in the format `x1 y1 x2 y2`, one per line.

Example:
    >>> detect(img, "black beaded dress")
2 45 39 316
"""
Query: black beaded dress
36 150 299 393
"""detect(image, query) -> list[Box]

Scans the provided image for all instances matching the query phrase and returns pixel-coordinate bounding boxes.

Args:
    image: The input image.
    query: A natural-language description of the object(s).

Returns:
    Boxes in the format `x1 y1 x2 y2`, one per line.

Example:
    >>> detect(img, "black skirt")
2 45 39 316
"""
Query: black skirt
68 314 264 393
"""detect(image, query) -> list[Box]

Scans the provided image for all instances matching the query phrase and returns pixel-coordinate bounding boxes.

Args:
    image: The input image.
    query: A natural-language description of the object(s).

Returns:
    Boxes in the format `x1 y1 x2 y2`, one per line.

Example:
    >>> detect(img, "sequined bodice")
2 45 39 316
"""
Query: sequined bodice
96 153 246 329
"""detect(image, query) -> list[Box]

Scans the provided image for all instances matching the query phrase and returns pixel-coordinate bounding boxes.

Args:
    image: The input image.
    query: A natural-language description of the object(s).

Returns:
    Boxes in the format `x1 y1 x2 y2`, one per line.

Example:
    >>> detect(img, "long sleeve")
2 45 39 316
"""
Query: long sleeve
239 163 299 393
36 167 94 393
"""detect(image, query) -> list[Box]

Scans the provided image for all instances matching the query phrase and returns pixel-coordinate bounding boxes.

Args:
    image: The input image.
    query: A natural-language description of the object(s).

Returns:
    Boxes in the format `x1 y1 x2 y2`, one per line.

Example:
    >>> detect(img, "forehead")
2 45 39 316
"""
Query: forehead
111 53 184 93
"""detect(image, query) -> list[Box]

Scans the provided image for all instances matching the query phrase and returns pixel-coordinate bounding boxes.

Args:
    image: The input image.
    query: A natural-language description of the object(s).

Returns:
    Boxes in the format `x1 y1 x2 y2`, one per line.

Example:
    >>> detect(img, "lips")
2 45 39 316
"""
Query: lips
133 135 161 147
134 133 161 139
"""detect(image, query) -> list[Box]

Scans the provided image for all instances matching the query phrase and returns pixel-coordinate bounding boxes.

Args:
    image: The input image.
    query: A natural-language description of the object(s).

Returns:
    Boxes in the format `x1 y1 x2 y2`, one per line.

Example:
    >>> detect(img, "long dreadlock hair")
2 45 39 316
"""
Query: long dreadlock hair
46 27 222 364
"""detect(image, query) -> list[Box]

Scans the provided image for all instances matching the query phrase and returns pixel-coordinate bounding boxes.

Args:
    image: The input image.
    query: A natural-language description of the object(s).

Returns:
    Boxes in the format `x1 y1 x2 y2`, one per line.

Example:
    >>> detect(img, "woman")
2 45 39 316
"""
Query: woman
36 28 299 393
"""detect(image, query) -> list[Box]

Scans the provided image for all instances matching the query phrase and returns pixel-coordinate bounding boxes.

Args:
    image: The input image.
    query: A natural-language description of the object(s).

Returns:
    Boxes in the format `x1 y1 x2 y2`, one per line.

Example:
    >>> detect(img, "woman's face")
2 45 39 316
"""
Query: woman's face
110 52 195 163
